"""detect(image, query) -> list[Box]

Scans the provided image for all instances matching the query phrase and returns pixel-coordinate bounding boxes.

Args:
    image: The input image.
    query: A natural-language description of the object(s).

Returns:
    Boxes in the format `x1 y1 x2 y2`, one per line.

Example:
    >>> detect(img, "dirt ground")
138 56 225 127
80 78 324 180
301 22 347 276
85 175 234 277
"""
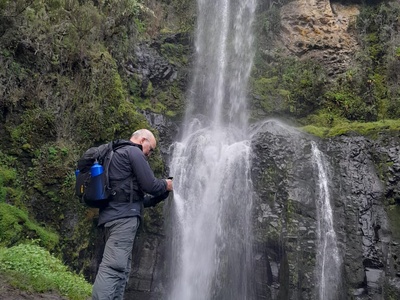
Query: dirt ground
0 275 69 300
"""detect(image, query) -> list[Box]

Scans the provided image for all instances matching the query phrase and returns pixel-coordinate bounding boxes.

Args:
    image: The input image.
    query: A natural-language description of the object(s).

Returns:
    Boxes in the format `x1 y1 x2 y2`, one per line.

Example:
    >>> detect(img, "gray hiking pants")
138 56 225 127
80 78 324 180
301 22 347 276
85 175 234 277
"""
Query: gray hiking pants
92 217 140 300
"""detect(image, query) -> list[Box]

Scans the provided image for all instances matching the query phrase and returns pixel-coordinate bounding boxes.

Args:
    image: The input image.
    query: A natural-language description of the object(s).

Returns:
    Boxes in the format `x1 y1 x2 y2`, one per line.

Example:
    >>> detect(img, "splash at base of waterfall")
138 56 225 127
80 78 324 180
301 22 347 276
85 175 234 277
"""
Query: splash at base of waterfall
167 124 254 300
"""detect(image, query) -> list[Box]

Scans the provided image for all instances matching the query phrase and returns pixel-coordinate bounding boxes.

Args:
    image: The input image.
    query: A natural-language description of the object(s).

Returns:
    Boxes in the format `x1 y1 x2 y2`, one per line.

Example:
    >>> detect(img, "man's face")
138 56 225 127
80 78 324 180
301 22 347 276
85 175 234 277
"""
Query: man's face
142 137 156 157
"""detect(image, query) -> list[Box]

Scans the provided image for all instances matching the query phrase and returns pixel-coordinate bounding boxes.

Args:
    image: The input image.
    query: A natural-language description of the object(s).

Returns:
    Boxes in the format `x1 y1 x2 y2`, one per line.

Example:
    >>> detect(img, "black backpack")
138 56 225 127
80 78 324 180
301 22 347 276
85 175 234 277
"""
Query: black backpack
75 140 135 208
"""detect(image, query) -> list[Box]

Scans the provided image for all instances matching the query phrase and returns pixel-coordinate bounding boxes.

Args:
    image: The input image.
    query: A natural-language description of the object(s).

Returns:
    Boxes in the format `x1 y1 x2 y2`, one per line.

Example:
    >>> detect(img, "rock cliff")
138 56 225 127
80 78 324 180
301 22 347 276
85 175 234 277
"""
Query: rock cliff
251 120 400 299
122 118 400 299
107 1 400 299
280 0 360 75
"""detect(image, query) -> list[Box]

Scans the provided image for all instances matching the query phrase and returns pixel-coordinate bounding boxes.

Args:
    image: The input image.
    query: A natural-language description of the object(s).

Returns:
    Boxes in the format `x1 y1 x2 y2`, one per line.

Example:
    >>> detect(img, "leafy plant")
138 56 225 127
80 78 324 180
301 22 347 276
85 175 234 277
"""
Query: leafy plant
250 56 327 118
0 243 91 300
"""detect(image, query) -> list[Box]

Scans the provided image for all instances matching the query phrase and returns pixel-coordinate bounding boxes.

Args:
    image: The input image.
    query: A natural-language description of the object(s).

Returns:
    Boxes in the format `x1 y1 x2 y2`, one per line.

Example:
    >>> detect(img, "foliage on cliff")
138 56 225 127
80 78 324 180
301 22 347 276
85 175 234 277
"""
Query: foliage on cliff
251 0 400 137
0 244 92 299
0 0 191 289
1 0 400 295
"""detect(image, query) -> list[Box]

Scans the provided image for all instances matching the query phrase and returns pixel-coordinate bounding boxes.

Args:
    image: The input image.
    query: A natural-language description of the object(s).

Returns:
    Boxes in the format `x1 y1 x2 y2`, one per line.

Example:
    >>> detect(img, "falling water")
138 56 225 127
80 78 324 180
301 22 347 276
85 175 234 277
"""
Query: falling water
167 0 257 299
311 142 342 300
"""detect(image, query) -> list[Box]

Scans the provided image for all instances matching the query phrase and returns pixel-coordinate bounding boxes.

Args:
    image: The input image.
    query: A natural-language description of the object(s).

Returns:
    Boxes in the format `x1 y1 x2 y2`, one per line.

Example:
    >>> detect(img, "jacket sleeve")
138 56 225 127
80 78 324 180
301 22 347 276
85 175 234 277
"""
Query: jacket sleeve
143 191 170 208
129 146 167 195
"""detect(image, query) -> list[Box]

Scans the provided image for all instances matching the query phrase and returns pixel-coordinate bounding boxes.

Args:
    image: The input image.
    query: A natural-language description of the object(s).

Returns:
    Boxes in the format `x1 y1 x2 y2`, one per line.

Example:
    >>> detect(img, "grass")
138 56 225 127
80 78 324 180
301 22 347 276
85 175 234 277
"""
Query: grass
301 119 400 139
0 202 91 299
0 243 92 300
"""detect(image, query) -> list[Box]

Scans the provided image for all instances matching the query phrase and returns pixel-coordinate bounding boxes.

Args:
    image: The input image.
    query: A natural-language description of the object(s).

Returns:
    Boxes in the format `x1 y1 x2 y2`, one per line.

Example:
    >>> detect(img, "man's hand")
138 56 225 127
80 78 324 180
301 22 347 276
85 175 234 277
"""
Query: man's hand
166 179 173 191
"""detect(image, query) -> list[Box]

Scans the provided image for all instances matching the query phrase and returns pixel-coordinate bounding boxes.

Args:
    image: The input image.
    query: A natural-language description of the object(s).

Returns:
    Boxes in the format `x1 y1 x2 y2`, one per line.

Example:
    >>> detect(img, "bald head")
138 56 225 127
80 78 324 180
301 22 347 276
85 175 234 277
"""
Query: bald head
131 129 155 141
130 129 157 157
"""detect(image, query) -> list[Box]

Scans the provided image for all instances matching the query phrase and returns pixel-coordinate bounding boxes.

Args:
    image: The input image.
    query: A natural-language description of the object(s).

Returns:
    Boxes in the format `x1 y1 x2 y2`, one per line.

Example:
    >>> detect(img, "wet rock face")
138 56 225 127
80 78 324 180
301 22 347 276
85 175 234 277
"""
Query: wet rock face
325 136 384 298
280 0 360 75
326 134 400 299
142 111 180 159
251 120 400 299
125 32 191 96
125 42 177 94
251 121 321 299
123 119 400 300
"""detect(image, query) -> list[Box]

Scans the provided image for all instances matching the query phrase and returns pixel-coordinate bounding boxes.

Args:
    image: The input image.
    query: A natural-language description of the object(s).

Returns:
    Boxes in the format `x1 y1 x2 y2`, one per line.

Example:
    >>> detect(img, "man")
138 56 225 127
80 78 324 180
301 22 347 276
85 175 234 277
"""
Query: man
92 129 173 300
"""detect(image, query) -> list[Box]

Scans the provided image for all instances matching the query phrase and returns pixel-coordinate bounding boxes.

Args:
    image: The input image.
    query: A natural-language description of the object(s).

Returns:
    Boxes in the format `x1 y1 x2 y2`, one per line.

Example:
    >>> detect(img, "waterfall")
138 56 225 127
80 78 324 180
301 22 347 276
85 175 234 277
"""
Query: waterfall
311 142 342 300
167 0 257 299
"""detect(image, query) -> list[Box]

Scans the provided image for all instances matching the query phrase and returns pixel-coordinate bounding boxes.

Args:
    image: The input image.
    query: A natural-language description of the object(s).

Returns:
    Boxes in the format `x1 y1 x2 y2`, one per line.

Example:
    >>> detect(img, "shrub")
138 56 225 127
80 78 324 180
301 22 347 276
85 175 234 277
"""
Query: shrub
250 56 327 118
0 243 91 300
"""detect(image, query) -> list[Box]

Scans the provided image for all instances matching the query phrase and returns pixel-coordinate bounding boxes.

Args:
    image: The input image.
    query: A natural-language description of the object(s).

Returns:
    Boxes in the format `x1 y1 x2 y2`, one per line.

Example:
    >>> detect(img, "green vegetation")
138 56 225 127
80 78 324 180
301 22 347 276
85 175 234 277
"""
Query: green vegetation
1 0 400 296
301 118 400 139
0 0 183 287
0 151 25 208
251 56 327 118
1 0 183 148
0 194 85 298
161 43 189 66
159 0 195 33
251 1 400 138
0 244 91 300
0 203 59 249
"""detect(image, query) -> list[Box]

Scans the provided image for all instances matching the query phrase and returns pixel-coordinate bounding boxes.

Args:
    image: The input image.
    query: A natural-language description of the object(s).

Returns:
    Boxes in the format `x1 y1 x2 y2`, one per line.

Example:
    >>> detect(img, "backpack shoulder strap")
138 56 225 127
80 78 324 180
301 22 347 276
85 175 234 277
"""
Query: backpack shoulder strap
102 143 115 190
108 140 142 202
105 140 140 198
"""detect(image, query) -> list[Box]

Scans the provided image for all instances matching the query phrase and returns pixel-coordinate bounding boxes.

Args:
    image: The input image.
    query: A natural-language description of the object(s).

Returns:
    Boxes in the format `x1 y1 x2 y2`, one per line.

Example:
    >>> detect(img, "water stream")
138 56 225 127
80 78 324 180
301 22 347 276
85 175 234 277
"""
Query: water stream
167 0 257 299
165 0 342 298
311 142 342 300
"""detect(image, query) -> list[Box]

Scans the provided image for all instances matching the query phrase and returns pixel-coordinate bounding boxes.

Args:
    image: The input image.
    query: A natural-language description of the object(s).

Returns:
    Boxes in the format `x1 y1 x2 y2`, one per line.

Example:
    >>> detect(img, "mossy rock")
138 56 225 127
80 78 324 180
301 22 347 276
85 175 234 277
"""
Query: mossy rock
0 203 59 250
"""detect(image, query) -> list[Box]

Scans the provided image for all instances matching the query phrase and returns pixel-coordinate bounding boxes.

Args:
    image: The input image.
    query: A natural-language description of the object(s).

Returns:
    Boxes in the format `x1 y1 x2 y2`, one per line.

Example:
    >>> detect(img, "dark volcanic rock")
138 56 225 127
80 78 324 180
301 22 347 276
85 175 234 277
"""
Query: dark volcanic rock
250 119 400 299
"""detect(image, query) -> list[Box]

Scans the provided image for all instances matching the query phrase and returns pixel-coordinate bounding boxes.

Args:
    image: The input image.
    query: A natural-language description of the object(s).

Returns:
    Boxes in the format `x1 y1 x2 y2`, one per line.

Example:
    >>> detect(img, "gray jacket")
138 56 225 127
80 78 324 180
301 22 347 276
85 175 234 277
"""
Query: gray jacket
97 141 167 226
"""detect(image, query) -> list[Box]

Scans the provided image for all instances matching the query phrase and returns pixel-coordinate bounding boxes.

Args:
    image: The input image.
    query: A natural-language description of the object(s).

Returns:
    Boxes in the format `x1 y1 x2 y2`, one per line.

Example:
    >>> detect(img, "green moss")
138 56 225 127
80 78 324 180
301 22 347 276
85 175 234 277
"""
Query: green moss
250 56 327 118
131 81 185 117
112 101 149 138
249 2 400 123
0 243 91 300
252 76 288 113
143 203 165 234
159 83 185 117
128 75 142 97
263 6 281 39
73 52 130 143
0 152 23 206
9 109 56 153
0 203 59 250
159 0 195 32
0 166 16 203
144 80 154 97
28 143 75 190
160 43 189 66
0 0 174 286
301 119 400 139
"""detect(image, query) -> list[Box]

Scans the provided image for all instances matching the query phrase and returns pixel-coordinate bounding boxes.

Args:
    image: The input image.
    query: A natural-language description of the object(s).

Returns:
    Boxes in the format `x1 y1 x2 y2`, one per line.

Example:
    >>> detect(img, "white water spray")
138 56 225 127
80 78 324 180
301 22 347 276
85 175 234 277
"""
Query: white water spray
167 0 257 299
311 142 342 300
